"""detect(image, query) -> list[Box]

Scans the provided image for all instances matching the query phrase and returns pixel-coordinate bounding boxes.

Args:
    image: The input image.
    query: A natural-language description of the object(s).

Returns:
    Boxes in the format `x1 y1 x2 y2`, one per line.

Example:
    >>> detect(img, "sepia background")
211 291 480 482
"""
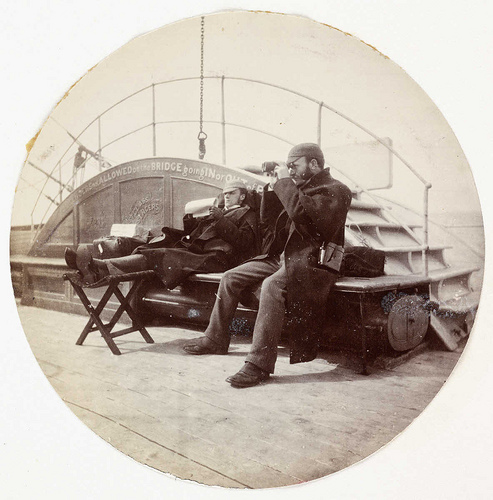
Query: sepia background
2 1 493 499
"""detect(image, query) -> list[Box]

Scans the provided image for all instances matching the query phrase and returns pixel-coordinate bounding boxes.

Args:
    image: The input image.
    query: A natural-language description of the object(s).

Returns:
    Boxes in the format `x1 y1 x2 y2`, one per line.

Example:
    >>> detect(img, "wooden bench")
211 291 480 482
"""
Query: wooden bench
141 271 435 374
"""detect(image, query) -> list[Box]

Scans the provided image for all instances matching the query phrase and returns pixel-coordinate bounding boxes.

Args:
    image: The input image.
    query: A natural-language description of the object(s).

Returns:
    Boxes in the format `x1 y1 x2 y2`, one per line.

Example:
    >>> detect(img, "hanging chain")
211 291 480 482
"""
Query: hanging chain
199 16 204 135
198 16 207 159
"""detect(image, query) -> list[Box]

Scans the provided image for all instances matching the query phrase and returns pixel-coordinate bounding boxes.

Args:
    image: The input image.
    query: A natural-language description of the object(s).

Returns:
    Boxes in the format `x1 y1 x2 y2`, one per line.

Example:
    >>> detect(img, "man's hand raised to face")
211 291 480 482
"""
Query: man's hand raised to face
270 163 290 187
209 206 224 220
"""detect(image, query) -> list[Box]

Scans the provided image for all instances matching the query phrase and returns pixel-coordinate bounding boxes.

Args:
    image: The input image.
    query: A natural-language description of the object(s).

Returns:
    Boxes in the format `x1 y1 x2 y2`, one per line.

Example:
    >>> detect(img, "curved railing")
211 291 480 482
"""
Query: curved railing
28 75 433 274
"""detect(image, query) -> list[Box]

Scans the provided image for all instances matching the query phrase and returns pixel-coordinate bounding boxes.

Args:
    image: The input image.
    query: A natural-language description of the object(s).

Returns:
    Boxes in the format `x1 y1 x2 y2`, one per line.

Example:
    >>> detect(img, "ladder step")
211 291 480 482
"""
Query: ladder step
436 295 480 314
350 199 382 210
374 245 451 253
346 211 389 224
347 221 421 229
427 266 480 282
430 315 460 351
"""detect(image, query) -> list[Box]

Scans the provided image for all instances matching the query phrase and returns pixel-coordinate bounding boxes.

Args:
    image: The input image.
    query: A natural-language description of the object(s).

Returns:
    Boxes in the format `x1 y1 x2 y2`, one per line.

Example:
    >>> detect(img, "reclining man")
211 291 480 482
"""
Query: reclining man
183 143 352 388
65 179 259 289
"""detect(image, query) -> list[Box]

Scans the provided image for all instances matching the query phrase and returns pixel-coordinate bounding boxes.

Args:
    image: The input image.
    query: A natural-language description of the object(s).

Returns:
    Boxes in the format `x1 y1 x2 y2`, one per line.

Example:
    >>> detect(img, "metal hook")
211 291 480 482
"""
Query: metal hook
198 131 207 159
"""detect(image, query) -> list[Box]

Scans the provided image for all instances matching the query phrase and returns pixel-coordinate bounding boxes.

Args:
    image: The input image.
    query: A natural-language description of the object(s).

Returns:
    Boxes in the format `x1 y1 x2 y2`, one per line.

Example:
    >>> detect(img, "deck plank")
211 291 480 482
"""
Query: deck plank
18 304 462 488
49 373 298 488
66 402 246 488
40 358 347 482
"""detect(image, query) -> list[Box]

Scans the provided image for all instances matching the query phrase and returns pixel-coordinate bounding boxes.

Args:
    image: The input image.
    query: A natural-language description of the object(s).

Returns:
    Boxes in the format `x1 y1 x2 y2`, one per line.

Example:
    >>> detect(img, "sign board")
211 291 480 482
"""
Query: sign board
29 158 266 257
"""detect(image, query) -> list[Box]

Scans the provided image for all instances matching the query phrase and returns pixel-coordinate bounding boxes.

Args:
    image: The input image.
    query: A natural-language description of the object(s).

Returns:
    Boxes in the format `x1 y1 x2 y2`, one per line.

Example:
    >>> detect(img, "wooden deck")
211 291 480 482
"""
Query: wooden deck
17 304 462 489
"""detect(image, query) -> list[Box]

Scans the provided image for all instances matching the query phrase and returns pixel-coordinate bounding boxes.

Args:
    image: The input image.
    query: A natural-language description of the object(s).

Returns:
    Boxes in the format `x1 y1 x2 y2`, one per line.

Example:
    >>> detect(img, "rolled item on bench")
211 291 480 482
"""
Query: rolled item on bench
184 197 217 217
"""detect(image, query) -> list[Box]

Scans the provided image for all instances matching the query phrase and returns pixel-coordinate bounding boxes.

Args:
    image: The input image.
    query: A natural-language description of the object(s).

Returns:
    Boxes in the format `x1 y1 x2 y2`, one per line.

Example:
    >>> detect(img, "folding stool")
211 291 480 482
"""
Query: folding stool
63 270 155 355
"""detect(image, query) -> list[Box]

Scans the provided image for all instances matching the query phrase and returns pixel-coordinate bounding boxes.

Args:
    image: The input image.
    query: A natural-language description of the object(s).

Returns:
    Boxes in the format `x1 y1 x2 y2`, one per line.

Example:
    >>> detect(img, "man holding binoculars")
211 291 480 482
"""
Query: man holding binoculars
184 143 352 387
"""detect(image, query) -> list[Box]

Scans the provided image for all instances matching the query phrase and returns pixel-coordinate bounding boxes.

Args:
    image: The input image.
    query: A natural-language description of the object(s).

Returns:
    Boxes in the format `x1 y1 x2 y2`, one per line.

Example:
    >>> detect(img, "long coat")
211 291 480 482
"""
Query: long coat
137 205 258 289
262 169 352 364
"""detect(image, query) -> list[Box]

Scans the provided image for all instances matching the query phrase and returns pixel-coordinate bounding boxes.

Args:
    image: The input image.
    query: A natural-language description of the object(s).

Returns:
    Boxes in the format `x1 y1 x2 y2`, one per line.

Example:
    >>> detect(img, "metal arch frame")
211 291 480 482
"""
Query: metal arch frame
29 75 432 275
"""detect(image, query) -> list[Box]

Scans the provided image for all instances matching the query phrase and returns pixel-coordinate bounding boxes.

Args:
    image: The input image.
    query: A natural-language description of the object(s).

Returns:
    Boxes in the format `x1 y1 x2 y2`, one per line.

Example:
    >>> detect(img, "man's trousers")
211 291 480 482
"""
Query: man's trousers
204 255 287 373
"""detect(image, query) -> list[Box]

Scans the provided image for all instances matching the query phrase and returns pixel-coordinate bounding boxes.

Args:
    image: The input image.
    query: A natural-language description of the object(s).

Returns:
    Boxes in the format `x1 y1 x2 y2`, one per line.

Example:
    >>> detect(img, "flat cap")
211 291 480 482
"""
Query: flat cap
223 179 247 193
287 143 324 165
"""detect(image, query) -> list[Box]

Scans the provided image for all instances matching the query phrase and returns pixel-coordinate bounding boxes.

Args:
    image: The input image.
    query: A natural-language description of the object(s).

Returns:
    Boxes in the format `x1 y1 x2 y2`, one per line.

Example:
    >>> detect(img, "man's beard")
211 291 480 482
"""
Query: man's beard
291 170 313 184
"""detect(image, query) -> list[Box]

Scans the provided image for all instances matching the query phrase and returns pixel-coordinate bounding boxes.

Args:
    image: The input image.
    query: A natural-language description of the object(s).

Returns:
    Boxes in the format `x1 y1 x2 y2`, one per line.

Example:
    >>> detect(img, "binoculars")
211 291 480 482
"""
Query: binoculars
261 161 278 174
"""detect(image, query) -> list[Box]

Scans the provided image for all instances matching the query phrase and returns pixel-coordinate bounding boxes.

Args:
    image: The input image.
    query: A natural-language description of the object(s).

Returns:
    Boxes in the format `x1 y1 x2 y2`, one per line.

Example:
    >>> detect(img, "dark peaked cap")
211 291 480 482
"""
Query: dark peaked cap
287 143 324 166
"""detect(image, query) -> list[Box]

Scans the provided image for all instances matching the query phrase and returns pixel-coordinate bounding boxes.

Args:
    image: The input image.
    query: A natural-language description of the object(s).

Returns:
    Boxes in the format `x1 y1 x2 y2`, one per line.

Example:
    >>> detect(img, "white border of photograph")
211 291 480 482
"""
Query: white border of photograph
2 2 492 498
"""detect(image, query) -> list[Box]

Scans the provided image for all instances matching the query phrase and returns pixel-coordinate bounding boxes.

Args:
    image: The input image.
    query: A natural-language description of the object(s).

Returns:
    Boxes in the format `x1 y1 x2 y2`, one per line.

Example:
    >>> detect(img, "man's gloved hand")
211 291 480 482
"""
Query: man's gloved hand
270 162 290 187
209 206 224 220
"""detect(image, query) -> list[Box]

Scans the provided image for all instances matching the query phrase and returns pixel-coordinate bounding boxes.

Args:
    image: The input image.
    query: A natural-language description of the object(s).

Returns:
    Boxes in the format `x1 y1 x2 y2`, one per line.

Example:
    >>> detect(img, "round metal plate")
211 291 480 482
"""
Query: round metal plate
388 295 429 351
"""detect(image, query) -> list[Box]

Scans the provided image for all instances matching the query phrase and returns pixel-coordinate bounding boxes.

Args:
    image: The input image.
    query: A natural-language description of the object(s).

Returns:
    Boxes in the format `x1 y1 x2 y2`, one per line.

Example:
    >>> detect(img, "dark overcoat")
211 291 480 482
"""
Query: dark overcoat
266 169 352 364
137 205 258 289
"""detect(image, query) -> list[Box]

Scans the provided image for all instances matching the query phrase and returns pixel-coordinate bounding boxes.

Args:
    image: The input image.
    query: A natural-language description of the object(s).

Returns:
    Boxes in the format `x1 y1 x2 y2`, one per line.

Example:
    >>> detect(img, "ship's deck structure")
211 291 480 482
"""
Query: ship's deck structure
17 303 463 488
10 73 484 489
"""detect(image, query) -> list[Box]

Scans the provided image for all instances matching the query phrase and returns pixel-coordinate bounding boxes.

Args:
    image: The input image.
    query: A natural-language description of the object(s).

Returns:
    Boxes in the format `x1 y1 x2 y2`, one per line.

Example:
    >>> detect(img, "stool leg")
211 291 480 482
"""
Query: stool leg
105 296 128 332
103 283 142 335
71 281 122 355
93 282 124 354
69 281 107 346
113 282 154 344
91 315 122 355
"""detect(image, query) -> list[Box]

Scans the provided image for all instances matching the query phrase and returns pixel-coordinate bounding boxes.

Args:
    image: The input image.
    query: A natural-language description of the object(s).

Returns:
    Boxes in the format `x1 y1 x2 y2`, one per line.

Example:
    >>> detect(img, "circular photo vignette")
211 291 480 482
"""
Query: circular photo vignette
9 10 485 491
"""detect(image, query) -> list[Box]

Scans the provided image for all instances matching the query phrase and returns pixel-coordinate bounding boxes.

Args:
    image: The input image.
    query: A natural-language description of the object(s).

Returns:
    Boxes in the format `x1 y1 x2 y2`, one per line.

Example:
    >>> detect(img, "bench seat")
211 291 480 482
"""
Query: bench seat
189 271 433 293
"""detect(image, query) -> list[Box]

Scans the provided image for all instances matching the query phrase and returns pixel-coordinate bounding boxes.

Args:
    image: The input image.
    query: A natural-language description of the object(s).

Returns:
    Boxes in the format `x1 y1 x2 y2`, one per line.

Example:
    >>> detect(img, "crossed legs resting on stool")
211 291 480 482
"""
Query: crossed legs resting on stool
65 246 148 284
183 254 287 388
